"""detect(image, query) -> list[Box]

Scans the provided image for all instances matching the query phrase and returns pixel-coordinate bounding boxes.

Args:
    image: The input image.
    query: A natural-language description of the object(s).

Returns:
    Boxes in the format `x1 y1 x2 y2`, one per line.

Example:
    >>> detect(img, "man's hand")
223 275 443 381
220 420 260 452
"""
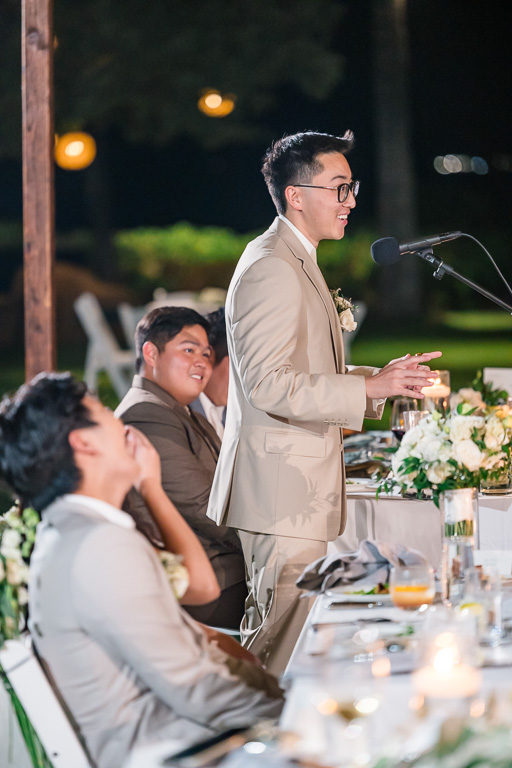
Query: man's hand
365 351 443 400
125 426 162 495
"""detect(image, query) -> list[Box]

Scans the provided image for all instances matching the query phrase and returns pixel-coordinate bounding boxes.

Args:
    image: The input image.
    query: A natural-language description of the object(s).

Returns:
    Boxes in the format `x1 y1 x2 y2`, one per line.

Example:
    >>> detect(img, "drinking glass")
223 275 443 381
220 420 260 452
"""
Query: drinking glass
390 397 418 444
390 564 435 611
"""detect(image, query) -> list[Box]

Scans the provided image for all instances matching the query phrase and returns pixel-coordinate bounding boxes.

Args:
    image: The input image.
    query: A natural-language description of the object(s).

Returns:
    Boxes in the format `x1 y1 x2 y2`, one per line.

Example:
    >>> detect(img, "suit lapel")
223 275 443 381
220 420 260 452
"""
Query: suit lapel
273 219 345 372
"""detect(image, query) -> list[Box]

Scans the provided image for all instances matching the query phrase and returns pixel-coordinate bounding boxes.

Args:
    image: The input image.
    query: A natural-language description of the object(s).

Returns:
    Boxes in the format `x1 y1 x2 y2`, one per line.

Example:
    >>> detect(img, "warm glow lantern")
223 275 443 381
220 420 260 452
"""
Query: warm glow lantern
197 89 235 118
54 132 97 170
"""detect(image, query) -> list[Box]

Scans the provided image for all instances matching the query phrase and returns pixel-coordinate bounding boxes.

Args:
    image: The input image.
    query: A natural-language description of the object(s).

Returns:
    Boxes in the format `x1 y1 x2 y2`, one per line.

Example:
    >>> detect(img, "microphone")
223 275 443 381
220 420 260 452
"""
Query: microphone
371 231 462 264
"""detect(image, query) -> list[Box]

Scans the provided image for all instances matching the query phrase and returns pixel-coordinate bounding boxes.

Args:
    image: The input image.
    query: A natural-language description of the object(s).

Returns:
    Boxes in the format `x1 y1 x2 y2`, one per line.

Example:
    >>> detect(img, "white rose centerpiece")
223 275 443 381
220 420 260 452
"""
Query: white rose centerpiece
378 402 512 507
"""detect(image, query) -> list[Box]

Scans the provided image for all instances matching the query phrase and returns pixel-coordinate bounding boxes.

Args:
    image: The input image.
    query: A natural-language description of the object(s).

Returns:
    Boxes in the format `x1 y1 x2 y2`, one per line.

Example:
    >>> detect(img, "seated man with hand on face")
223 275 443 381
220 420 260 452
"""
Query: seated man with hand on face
115 307 247 630
190 307 229 440
0 374 283 768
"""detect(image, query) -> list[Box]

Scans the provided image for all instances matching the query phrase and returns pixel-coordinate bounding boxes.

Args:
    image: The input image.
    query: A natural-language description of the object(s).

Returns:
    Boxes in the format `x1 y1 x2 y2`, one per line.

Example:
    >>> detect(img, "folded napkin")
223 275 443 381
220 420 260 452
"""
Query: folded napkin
296 539 427 595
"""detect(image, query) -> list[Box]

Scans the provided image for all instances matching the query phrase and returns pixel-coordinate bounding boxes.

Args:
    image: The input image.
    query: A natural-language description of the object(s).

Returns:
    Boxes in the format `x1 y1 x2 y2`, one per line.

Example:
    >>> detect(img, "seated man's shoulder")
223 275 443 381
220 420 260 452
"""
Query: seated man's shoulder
116 388 178 427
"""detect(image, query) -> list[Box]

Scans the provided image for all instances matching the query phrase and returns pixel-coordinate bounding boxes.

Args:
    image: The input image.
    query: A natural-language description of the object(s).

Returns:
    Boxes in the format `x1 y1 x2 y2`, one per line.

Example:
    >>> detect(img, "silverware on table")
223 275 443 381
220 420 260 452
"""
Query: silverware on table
326 599 385 609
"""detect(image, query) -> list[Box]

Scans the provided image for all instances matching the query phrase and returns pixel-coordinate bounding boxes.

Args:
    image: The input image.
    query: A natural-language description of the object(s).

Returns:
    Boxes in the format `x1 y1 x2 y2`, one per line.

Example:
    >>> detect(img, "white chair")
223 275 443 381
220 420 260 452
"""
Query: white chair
342 300 367 364
483 368 512 396
0 637 93 768
117 302 147 351
74 292 135 399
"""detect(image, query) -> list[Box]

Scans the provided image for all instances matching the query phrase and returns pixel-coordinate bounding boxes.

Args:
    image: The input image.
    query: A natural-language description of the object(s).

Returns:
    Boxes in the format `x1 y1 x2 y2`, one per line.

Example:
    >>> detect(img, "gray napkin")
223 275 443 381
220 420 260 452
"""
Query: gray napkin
296 539 427 595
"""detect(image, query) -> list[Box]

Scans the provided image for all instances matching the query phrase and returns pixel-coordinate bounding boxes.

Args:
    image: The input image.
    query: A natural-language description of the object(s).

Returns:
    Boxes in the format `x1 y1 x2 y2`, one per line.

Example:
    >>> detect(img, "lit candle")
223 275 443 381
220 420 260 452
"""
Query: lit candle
421 370 451 399
412 634 481 699
421 377 451 399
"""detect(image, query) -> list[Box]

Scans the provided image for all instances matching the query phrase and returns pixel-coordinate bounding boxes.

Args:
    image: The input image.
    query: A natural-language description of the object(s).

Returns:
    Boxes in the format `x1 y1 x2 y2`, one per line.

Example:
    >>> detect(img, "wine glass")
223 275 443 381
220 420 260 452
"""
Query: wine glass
390 397 418 444
389 564 435 612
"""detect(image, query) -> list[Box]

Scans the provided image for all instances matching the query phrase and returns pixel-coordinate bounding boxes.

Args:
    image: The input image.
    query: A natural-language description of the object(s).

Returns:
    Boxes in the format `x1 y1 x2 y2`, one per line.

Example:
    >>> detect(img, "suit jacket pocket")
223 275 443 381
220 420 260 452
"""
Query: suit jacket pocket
264 431 326 458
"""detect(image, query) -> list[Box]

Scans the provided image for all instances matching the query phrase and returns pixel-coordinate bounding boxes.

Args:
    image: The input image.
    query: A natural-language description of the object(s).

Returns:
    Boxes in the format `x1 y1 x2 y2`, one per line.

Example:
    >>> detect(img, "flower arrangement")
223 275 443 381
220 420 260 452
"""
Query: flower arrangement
378 403 512 507
330 289 357 332
0 503 39 648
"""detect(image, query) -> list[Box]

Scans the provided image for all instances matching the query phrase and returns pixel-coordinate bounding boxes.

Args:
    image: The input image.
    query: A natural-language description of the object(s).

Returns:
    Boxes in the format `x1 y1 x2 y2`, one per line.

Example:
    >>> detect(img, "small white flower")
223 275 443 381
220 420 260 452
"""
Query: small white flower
426 462 453 484
449 414 485 443
159 551 190 600
6 559 27 587
453 439 484 472
484 415 506 450
338 308 357 332
0 529 22 557
17 587 29 606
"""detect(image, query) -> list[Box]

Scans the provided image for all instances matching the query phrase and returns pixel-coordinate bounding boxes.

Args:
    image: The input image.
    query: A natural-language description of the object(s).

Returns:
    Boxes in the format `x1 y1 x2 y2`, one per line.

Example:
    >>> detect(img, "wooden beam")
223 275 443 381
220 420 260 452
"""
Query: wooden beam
22 0 56 381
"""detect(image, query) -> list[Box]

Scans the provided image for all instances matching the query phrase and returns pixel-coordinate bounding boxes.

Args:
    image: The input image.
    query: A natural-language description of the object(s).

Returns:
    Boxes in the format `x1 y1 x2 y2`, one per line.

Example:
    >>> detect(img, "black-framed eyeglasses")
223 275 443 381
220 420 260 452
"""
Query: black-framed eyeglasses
294 179 360 203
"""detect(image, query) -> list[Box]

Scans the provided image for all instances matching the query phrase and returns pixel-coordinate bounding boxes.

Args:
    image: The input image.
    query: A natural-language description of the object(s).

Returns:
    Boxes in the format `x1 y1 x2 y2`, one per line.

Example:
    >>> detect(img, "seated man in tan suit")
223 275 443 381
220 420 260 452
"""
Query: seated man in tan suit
0 373 283 768
207 130 442 673
116 306 247 629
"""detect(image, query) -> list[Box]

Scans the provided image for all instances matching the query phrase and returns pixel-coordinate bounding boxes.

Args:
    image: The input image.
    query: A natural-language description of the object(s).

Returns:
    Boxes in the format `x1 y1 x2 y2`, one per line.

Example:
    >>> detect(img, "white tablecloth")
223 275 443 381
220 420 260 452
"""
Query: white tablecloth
332 491 512 568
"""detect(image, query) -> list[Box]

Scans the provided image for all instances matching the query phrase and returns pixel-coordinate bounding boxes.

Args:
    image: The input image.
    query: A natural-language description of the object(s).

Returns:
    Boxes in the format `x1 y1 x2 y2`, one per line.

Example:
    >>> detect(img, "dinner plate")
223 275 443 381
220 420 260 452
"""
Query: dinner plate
345 478 380 493
324 586 392 603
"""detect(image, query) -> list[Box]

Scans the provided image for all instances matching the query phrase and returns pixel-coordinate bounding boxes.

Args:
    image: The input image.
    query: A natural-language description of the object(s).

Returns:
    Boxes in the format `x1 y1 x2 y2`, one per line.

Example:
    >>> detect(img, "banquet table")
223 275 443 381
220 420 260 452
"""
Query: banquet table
336 487 512 569
281 590 512 766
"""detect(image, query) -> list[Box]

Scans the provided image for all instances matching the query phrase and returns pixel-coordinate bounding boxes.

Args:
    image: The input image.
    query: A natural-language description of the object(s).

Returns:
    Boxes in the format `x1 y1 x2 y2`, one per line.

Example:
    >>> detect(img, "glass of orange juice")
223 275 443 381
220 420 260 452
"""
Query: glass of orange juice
389 565 435 611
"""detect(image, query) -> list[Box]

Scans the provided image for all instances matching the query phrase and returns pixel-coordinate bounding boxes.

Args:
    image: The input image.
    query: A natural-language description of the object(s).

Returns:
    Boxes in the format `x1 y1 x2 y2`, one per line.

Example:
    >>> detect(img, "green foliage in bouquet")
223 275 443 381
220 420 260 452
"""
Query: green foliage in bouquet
471 369 509 406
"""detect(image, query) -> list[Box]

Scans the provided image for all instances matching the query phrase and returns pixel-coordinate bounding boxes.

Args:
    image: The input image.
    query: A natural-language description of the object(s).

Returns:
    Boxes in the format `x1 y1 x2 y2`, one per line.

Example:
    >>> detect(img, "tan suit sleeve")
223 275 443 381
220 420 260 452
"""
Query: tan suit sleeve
230 256 367 429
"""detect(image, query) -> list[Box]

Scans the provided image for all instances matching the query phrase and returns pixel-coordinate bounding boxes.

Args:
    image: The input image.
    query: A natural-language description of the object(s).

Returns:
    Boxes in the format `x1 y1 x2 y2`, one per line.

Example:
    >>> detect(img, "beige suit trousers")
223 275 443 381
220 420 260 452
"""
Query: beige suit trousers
238 531 326 675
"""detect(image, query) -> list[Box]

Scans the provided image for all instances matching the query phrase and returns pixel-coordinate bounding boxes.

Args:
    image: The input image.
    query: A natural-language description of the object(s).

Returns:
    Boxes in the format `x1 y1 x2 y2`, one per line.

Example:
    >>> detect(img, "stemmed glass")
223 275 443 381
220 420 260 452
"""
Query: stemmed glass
390 397 418 444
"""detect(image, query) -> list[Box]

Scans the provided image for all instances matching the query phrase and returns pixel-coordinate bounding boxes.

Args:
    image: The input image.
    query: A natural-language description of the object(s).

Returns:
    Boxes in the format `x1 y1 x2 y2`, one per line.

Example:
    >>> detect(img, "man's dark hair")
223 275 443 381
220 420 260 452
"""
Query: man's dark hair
135 306 210 373
261 130 355 215
205 307 227 365
0 373 95 512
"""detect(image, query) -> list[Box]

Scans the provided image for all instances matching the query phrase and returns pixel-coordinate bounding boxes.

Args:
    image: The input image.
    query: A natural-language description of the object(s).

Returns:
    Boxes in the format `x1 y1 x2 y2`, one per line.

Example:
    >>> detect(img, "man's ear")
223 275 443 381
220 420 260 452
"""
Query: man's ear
68 428 98 456
284 184 303 212
142 341 159 370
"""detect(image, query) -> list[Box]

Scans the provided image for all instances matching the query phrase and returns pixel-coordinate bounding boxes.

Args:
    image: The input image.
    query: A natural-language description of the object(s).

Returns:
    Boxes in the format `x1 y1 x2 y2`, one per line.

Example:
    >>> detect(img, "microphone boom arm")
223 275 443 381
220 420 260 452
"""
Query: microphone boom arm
414 248 512 314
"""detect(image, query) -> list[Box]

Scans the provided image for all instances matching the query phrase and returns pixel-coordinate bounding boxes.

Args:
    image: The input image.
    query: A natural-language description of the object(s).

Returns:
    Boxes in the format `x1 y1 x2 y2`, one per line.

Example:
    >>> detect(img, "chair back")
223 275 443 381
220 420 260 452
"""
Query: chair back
483 367 512 396
0 637 94 768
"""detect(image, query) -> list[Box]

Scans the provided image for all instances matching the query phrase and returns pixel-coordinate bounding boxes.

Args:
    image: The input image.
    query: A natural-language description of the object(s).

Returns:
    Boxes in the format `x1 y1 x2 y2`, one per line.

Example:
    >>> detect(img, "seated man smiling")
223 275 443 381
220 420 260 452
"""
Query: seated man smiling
115 307 247 629
0 373 283 768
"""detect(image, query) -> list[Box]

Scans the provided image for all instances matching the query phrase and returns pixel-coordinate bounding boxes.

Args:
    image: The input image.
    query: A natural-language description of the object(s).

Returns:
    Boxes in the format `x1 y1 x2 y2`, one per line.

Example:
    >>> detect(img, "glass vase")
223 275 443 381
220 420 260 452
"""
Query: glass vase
440 488 479 606
480 459 512 495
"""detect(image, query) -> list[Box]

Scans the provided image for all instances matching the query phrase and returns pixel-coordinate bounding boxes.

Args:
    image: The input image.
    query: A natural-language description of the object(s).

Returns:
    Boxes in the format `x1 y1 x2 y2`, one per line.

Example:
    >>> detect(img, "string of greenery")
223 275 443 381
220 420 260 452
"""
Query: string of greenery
0 666 53 768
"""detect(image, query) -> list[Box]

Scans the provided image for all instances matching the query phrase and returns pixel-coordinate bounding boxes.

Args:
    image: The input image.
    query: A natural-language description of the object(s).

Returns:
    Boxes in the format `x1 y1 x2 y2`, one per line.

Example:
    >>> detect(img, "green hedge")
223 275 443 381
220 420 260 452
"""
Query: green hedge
113 220 377 295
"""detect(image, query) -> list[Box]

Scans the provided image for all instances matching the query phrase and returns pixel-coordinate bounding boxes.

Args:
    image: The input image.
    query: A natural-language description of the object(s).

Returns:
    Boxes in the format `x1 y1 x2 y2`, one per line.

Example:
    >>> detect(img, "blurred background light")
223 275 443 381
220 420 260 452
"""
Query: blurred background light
492 154 512 172
197 89 236 118
433 154 489 175
443 154 463 173
54 132 97 170
471 156 489 174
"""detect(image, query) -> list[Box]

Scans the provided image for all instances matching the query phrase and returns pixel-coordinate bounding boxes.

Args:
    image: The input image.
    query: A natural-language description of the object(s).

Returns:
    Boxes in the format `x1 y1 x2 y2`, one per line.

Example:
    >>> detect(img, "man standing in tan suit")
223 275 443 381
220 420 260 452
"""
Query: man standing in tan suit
207 131 441 673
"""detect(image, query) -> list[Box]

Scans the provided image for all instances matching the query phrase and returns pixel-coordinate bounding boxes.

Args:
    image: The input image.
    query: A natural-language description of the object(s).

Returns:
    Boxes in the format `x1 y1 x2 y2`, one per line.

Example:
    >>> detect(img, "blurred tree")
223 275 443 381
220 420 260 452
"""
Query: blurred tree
373 0 421 318
1 0 345 277
1 0 344 156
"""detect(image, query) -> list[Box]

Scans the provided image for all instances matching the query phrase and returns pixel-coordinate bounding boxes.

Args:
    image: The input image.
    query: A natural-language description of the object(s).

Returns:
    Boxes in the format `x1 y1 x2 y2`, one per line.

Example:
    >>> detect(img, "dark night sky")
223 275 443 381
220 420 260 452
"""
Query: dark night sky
1 0 511 242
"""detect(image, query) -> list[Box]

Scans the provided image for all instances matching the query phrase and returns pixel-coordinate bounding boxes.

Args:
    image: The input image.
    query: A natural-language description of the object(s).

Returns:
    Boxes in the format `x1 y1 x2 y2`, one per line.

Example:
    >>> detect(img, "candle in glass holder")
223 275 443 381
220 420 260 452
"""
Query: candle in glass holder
412 623 481 700
421 370 451 414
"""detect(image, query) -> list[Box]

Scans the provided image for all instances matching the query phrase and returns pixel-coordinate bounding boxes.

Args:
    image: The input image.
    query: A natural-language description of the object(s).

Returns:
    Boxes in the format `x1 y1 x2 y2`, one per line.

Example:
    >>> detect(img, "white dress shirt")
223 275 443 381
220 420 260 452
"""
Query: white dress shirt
198 392 225 439
278 213 317 262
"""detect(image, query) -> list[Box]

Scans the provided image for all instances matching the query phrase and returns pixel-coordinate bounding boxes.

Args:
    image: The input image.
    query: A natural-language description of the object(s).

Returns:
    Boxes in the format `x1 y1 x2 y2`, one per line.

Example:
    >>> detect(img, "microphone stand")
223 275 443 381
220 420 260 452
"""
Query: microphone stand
413 248 512 314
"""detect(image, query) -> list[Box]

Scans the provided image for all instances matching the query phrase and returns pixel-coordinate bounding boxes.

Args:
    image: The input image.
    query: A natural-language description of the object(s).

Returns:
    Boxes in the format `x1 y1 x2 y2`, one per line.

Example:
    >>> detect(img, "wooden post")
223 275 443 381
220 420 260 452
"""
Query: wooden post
22 0 56 381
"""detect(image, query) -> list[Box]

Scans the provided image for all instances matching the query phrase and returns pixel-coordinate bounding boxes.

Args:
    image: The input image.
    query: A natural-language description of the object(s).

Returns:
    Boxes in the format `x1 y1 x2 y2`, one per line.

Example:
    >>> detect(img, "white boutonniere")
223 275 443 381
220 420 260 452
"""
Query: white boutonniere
159 551 190 600
330 289 357 332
